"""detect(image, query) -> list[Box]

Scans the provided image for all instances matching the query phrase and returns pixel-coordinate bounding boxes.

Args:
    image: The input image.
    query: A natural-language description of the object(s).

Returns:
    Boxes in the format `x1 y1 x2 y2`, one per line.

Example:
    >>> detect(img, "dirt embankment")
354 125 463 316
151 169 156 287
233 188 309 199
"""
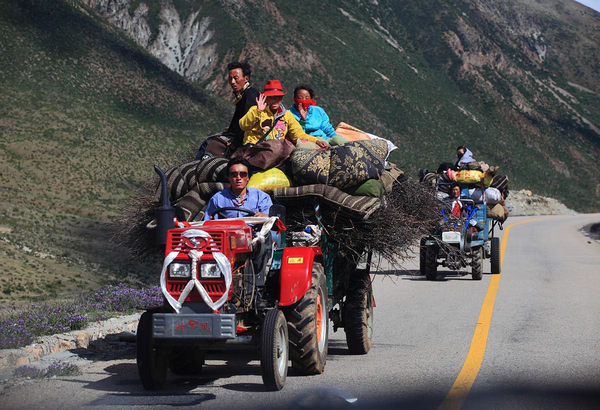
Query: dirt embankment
506 189 574 216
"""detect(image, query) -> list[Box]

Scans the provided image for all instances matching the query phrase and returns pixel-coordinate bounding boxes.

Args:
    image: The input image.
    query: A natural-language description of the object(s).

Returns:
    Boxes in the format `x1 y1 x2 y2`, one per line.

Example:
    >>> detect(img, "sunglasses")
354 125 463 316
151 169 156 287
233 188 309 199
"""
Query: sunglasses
229 171 248 178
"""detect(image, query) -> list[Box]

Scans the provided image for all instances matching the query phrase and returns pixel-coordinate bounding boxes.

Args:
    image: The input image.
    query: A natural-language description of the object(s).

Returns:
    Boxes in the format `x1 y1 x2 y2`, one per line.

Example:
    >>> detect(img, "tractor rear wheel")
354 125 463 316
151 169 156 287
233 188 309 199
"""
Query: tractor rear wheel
137 309 168 390
284 262 328 375
424 245 439 281
261 309 288 391
490 237 501 274
344 270 373 355
471 247 483 280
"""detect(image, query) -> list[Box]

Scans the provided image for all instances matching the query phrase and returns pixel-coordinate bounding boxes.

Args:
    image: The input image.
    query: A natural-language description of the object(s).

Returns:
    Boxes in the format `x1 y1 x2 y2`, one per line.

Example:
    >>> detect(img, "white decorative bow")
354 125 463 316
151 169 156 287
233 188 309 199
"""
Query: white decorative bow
160 229 232 313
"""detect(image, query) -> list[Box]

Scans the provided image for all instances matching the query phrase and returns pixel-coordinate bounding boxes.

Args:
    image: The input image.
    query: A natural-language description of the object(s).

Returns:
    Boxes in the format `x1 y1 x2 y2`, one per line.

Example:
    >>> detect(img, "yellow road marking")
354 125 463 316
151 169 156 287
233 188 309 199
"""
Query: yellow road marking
439 219 535 410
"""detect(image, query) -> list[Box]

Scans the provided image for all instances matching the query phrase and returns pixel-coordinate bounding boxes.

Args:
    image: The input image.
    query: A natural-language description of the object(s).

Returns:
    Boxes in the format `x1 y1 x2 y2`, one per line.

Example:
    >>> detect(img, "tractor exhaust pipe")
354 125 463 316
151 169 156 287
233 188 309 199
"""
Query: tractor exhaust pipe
154 165 175 246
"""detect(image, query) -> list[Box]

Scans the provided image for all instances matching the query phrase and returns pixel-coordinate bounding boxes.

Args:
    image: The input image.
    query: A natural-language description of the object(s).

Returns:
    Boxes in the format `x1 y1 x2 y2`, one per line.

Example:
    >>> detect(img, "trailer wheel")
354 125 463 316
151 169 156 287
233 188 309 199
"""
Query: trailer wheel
169 347 205 375
344 271 373 354
424 245 439 281
137 309 168 390
471 247 483 280
261 309 288 391
490 237 501 274
285 262 328 375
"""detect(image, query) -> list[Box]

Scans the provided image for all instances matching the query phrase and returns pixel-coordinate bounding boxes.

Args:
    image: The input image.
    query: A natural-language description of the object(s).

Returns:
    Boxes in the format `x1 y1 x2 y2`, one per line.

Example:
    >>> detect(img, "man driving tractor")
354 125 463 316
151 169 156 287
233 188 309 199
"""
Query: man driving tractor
203 158 274 278
203 158 272 220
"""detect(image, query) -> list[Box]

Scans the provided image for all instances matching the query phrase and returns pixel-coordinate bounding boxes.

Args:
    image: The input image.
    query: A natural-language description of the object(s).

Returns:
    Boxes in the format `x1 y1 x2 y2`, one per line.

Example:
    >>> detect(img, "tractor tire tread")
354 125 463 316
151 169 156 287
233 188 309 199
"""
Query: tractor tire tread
136 308 168 390
284 263 327 375
344 272 373 355
471 247 483 280
490 237 501 274
424 245 439 281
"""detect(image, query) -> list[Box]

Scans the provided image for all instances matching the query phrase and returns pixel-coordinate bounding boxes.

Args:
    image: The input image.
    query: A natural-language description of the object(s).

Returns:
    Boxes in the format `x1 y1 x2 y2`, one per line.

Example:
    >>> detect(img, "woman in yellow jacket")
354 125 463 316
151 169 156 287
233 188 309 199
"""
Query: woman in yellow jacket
239 80 329 149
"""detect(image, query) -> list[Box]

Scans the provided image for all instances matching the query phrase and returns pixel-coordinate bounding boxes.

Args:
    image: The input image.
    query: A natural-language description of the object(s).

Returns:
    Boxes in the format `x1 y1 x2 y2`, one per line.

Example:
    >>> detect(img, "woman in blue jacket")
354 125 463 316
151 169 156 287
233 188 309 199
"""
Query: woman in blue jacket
289 84 337 140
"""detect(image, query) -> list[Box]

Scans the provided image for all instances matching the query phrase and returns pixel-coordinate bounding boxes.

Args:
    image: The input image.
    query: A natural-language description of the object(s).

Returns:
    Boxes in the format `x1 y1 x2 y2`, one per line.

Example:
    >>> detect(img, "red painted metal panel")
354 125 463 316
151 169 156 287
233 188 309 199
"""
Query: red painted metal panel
278 246 322 306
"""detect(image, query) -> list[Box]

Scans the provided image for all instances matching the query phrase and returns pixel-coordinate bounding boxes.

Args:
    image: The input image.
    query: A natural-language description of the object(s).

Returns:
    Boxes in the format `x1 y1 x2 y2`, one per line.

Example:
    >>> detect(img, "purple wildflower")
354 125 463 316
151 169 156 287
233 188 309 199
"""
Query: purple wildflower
0 284 162 349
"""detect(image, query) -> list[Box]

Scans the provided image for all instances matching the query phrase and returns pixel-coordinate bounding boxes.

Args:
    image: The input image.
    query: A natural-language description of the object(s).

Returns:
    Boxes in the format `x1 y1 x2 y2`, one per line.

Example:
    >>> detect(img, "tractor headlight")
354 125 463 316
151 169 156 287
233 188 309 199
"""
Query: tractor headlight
169 262 191 278
200 263 221 279
442 231 461 243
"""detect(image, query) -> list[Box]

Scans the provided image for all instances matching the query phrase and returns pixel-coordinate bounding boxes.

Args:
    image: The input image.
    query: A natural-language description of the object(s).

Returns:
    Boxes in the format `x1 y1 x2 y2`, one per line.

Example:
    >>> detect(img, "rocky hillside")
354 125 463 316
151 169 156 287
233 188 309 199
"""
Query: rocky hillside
84 0 600 212
507 190 574 216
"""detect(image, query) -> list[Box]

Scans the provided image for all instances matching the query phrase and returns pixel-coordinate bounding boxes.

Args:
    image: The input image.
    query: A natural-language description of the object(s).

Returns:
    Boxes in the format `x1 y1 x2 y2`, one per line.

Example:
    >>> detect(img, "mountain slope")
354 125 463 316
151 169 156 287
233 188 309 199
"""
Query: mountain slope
1 0 599 303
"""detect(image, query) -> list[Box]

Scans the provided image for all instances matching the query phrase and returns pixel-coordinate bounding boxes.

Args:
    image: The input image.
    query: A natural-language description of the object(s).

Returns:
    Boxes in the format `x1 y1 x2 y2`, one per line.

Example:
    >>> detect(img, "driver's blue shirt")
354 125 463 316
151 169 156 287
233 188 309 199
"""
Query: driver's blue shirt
203 187 273 220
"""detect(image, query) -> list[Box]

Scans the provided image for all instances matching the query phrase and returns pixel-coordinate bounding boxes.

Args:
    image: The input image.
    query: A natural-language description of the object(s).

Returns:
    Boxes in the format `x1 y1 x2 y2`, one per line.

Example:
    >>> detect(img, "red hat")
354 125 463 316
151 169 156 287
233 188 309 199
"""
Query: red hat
262 80 286 97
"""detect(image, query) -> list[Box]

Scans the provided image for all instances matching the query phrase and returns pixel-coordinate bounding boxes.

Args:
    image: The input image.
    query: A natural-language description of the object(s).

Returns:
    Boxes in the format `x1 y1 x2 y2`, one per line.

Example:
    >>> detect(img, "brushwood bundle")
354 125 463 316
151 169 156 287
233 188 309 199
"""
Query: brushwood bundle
274 177 442 264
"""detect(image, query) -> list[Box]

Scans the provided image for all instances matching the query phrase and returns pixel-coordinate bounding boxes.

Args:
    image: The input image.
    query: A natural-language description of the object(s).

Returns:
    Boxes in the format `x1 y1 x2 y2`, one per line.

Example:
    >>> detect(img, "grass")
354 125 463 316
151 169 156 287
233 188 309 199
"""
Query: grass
0 0 227 303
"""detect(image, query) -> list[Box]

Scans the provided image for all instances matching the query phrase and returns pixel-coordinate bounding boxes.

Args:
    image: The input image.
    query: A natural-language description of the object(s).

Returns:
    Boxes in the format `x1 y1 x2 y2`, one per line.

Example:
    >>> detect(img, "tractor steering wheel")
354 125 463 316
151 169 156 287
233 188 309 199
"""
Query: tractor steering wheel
210 207 256 219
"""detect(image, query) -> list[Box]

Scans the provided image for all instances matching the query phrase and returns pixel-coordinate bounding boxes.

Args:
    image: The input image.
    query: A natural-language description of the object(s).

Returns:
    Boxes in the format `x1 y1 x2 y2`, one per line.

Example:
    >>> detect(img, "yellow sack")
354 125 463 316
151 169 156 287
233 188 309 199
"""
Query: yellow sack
482 172 493 187
455 170 484 184
247 168 291 193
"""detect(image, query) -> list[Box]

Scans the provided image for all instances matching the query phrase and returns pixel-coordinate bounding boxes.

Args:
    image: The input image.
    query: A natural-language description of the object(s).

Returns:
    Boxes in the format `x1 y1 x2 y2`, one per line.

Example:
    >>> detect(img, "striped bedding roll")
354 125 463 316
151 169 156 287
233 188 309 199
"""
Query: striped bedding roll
153 157 229 203
174 182 228 221
273 184 381 219
380 163 405 193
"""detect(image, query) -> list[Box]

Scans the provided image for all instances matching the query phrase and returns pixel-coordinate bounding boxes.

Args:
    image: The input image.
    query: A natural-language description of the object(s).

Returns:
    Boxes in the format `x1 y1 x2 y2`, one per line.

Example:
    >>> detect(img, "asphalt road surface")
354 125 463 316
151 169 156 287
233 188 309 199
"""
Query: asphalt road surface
1 214 599 409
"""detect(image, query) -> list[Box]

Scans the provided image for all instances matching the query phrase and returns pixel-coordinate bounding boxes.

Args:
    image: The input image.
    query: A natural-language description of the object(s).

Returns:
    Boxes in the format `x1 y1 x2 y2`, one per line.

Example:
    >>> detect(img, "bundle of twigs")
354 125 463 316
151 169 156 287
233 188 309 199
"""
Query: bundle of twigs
281 177 443 265
114 183 161 259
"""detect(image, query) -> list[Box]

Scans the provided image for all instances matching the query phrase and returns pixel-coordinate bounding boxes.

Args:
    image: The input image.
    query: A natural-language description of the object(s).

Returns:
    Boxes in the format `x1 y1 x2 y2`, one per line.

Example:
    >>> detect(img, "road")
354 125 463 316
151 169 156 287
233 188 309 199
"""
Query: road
1 214 599 409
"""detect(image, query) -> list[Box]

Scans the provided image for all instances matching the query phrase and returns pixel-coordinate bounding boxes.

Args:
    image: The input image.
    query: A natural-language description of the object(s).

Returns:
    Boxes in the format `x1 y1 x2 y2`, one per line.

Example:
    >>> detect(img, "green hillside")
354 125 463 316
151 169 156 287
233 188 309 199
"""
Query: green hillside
1 0 599 304
0 0 225 303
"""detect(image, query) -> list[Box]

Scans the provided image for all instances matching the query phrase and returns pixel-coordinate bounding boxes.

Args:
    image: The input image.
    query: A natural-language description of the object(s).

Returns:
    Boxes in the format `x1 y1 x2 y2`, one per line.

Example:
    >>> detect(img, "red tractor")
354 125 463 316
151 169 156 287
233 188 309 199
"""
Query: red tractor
137 166 373 390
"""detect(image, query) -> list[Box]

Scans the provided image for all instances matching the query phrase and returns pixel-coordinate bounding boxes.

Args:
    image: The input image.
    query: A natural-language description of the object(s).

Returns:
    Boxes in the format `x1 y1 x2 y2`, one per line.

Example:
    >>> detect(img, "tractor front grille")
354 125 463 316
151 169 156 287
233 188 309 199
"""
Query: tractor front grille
167 231 224 254
168 279 227 302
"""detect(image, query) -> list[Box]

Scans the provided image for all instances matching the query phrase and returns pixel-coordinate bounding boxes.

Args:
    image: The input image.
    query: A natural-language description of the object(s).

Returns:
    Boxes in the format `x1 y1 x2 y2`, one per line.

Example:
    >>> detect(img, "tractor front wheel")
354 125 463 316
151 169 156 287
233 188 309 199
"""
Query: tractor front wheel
137 309 168 390
284 262 328 375
424 245 439 281
261 309 289 391
471 247 483 280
